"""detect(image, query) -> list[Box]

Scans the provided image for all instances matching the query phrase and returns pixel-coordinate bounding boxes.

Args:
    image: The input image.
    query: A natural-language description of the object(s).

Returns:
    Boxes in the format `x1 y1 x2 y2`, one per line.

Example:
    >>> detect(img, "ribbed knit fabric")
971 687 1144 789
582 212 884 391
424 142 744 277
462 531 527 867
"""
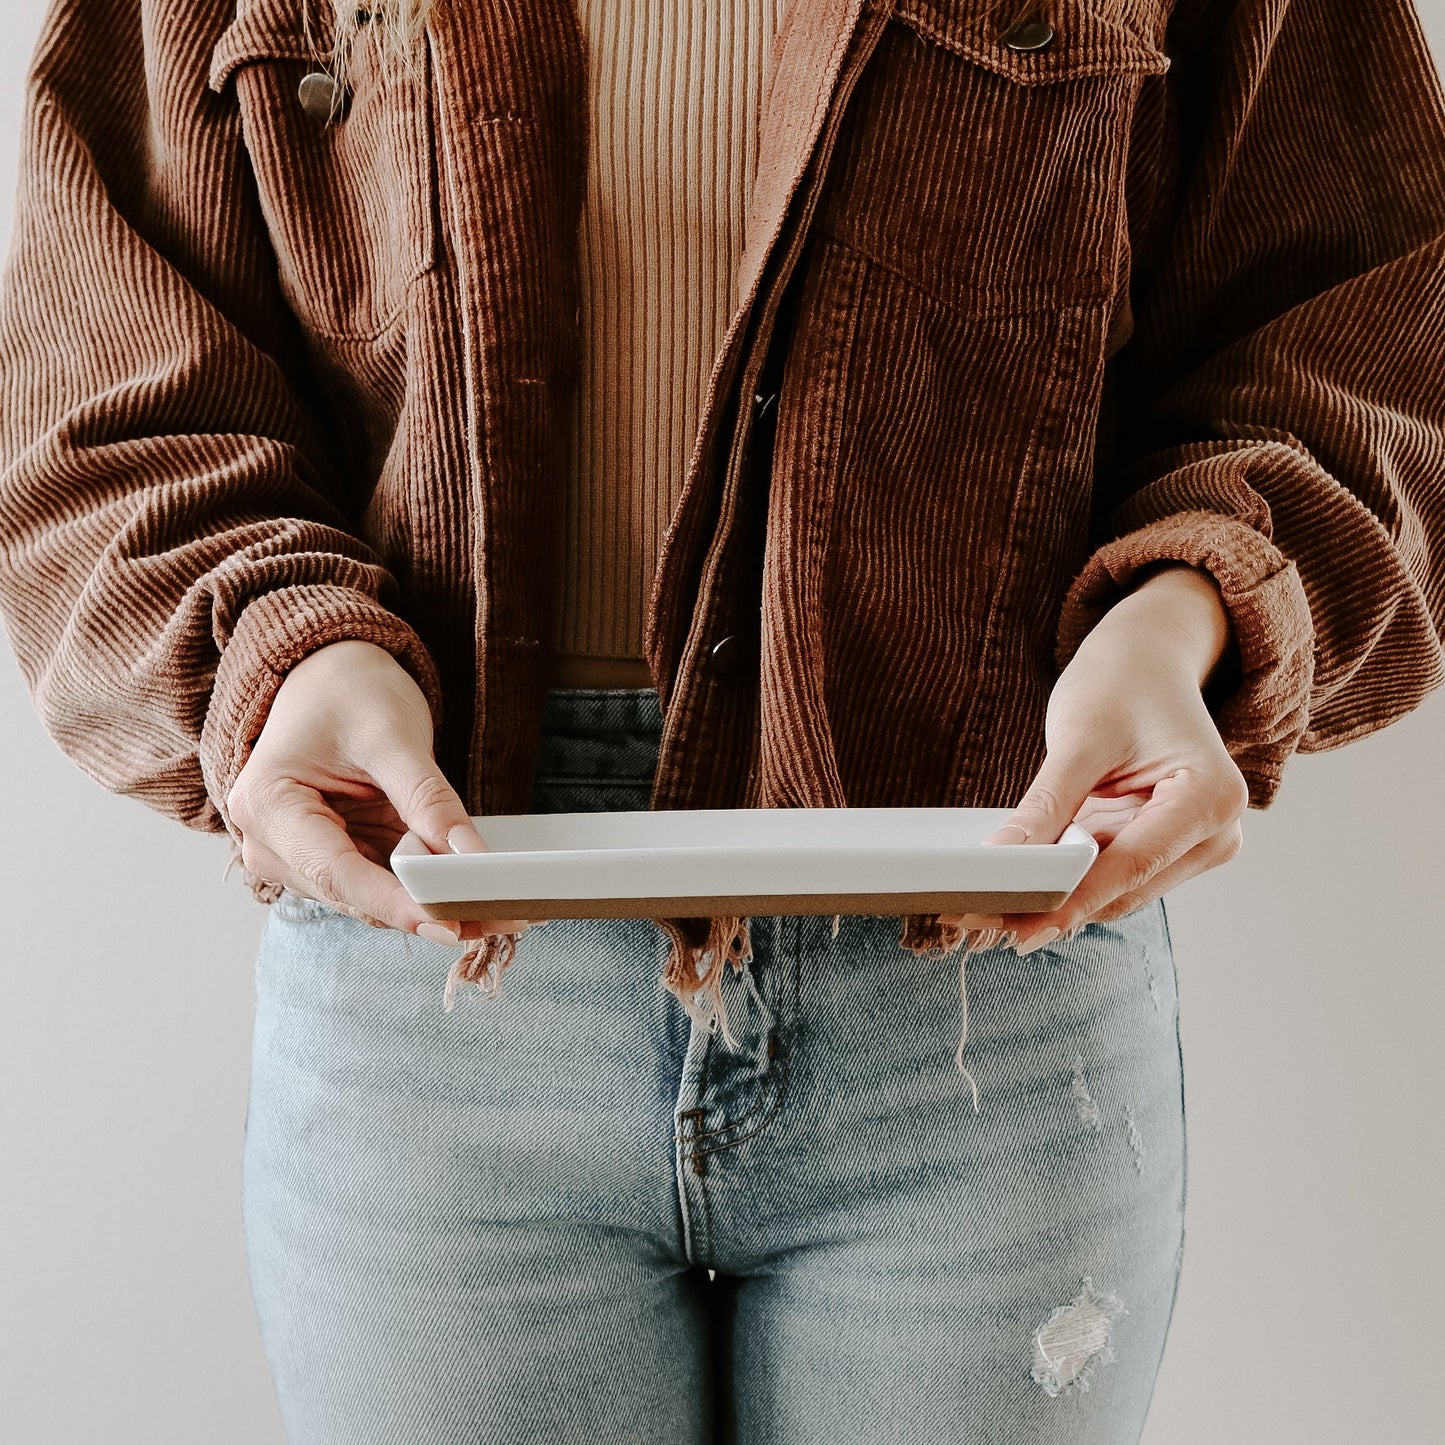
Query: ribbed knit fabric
555 0 786 661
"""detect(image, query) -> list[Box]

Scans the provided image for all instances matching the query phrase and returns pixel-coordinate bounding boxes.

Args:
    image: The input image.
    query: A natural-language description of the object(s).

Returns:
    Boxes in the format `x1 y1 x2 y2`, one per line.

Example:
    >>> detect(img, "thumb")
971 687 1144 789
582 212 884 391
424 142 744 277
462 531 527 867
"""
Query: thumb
983 747 1097 847
369 749 489 856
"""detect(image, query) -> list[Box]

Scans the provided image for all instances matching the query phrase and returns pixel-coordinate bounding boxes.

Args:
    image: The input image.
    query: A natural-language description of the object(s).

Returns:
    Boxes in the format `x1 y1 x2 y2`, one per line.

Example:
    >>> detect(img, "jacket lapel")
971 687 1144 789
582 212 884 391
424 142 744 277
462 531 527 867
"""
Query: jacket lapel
737 0 873 313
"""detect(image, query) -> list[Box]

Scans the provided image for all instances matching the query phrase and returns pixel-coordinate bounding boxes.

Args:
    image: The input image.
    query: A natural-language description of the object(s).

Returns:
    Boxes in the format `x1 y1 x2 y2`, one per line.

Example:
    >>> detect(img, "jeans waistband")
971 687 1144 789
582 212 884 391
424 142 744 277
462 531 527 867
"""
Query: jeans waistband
530 686 662 813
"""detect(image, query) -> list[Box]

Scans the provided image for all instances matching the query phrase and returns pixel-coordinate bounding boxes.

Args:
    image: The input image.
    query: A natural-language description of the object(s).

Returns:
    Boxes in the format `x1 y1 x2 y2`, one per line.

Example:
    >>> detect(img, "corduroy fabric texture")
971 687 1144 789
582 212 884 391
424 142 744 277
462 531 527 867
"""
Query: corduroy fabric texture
555 0 786 663
2 0 1445 1016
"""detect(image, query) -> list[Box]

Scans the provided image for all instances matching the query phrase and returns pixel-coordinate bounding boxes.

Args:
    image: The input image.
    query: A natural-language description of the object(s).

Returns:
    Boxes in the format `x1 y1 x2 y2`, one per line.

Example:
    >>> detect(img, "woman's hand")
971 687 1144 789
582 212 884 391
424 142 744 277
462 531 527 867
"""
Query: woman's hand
939 563 1250 952
226 639 529 944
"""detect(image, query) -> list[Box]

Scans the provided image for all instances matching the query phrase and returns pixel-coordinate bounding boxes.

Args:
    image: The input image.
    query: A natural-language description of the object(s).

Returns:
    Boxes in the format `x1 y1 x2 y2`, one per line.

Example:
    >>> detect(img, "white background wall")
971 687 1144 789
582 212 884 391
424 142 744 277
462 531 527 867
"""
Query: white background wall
2 4 1443 1442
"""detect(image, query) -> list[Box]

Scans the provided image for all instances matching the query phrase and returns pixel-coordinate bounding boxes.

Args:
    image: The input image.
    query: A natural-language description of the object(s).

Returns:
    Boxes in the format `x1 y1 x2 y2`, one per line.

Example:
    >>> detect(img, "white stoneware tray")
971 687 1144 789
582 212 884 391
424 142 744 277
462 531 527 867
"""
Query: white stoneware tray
391 807 1098 921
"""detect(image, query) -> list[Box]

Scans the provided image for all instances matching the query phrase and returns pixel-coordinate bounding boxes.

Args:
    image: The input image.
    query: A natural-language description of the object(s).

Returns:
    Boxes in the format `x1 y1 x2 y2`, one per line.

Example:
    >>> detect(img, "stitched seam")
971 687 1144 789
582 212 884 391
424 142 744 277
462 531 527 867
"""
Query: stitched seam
893 2 1168 78
817 227 1112 319
947 302 1093 792
676 945 787 1141
674 919 801 1153
298 287 415 342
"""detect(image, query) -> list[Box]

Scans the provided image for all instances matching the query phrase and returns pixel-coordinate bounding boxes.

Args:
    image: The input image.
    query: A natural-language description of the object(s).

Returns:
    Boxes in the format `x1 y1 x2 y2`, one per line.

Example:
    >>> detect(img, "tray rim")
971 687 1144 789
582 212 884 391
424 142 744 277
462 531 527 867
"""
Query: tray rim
392 807 1098 860
390 807 1099 911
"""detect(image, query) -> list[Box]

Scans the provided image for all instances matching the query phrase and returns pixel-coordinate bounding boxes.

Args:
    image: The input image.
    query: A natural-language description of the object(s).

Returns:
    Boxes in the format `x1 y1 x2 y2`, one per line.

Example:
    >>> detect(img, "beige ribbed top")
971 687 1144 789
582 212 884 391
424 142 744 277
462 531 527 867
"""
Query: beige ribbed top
550 0 786 668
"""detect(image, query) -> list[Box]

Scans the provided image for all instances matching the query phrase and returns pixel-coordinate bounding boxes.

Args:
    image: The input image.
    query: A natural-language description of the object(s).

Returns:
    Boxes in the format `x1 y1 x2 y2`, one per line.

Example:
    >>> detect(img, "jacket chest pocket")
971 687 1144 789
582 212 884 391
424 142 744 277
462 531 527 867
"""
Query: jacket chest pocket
208 2 437 340
812 0 1171 319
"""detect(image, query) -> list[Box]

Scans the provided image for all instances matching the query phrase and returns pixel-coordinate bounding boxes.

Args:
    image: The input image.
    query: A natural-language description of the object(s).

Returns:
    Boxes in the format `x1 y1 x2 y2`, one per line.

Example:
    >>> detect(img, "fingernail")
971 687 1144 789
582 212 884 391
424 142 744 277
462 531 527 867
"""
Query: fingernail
417 922 461 946
984 823 1031 845
447 822 488 854
1014 925 1061 956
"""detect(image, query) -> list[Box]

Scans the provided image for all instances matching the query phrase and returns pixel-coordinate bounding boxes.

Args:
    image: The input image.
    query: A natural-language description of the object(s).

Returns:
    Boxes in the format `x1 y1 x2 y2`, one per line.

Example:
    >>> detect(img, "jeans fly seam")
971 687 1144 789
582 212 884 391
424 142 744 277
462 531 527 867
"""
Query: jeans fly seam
672 1007 794 1144
681 1078 717 1266
676 920 800 1154
675 1017 784 1141
680 1040 794 1158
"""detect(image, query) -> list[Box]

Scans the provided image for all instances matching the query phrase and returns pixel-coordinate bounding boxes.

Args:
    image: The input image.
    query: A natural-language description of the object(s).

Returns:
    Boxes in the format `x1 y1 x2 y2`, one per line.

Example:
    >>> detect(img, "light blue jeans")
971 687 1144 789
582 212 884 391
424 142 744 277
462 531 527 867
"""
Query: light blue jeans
243 687 1187 1443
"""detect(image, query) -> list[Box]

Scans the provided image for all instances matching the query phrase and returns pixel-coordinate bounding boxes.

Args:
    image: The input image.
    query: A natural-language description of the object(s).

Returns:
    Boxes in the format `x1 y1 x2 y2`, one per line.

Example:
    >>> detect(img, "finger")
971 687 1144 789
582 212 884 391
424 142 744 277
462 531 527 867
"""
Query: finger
989 767 1238 941
1071 791 1148 847
1050 766 1239 926
1020 825 1240 946
943 833 1228 948
942 793 1149 926
980 740 1108 847
366 750 491 858
260 781 443 930
251 783 521 935
334 803 528 936
364 750 531 934
1080 822 1243 926
938 824 1239 951
937 911 1007 931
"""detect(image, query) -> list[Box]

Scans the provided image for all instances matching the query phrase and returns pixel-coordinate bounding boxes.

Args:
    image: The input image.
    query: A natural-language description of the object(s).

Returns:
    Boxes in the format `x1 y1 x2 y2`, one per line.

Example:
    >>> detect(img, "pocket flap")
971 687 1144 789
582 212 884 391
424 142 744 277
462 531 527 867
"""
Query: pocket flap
208 0 328 94
894 1 1172 83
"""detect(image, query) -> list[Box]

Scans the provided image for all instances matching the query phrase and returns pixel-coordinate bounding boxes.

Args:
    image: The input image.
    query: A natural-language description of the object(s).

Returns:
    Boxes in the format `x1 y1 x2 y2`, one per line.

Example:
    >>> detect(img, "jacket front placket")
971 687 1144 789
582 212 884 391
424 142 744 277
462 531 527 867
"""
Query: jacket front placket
424 1 589 818
645 0 894 814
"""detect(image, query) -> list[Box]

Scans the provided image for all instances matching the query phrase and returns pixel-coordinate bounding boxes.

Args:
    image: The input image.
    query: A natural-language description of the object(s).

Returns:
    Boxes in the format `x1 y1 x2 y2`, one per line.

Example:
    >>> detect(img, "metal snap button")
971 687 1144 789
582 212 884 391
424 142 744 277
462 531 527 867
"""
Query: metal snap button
298 70 346 122
741 390 779 470
708 633 748 676
1002 18 1056 53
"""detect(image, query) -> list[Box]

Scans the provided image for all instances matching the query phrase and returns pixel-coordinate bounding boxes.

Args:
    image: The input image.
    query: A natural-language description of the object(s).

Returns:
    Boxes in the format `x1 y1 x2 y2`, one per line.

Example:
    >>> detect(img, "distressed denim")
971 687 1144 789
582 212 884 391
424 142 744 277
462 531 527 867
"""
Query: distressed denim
243 686 1187 1444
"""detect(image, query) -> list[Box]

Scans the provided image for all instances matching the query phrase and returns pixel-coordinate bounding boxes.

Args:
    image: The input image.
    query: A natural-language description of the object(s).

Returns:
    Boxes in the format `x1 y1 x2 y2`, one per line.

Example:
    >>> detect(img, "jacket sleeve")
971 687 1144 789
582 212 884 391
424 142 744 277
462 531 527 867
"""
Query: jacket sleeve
0 0 444 845
1054 0 1445 807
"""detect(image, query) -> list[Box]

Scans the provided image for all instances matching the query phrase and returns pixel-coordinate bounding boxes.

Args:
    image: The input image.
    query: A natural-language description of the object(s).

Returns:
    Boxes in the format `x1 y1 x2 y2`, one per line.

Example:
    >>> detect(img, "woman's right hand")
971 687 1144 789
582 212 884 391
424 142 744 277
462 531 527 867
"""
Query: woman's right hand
226 639 529 945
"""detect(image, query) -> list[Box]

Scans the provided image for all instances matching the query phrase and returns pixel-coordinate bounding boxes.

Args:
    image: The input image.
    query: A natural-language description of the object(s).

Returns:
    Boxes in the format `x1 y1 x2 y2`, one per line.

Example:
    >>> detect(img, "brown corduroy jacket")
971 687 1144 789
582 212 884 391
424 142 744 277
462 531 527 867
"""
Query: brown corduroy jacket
2 0 1444 1016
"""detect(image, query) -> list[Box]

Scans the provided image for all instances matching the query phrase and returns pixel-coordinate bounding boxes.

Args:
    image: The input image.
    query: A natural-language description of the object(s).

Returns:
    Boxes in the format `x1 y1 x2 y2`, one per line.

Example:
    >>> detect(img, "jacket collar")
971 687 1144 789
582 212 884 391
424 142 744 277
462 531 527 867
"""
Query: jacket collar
737 0 872 310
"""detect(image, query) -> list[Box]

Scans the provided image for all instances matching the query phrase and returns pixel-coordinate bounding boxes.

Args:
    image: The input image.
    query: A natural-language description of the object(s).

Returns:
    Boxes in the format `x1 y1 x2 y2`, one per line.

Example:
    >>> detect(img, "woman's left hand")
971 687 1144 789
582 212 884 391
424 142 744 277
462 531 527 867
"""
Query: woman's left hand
938 562 1251 954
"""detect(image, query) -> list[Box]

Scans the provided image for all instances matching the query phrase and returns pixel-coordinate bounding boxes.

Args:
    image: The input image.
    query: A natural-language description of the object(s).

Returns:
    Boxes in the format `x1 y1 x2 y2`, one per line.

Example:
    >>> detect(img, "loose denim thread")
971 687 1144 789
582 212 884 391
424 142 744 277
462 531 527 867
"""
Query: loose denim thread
651 913 756 1049
227 831 1006 1086
444 907 1000 1090
897 912 1018 1113
443 912 759 1050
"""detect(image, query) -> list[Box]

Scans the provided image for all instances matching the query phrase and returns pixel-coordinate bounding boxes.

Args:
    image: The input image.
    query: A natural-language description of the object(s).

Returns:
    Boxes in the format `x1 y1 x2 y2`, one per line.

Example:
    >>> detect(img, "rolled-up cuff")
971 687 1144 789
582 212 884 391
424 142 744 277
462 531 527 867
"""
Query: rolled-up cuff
1055 510 1315 808
198 583 445 842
